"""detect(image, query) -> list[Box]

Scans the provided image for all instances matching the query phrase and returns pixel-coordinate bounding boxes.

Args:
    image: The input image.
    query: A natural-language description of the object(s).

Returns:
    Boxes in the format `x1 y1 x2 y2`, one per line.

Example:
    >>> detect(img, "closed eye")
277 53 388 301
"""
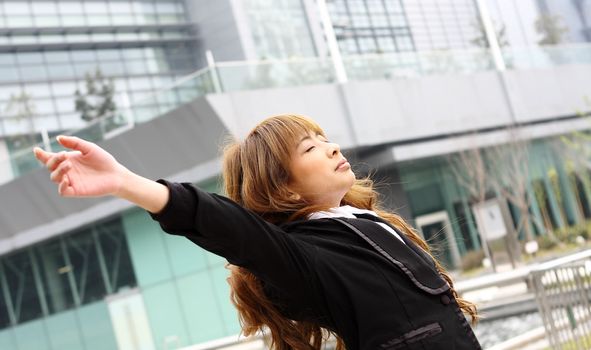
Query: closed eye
305 146 315 152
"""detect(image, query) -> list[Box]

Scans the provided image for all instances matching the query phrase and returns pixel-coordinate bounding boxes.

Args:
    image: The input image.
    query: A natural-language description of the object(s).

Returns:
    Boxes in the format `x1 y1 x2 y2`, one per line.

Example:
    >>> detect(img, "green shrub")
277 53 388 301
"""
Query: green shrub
536 234 558 250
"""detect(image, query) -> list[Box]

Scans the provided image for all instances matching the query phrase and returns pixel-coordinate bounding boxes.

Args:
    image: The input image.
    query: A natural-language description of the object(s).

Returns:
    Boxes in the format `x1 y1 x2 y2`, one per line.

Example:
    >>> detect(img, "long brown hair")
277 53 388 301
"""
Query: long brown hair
222 114 478 349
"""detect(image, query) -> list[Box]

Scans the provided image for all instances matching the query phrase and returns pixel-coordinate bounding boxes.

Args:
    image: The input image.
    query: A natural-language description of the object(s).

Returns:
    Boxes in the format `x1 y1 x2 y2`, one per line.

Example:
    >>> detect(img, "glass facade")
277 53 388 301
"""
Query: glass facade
328 0 415 54
244 0 317 59
0 185 241 349
0 216 136 330
0 0 199 146
392 136 591 269
327 0 480 55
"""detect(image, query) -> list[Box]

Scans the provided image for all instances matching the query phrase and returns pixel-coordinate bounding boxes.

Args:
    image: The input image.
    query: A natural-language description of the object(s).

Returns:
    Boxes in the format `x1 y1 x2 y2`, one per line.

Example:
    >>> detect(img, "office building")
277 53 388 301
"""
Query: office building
1 1 591 349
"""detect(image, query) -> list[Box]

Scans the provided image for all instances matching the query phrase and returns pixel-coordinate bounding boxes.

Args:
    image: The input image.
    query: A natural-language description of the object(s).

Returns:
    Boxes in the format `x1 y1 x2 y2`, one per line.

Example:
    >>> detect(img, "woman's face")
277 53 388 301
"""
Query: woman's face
288 131 355 207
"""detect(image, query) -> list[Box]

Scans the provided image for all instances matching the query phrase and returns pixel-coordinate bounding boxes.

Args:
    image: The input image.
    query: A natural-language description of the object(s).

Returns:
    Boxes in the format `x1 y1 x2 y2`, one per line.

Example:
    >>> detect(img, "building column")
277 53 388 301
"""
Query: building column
462 198 482 250
543 169 566 229
556 161 584 225
526 180 546 235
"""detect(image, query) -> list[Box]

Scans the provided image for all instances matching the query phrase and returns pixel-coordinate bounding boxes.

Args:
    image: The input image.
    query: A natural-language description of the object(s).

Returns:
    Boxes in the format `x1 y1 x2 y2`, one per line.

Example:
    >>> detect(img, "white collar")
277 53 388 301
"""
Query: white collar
308 205 379 220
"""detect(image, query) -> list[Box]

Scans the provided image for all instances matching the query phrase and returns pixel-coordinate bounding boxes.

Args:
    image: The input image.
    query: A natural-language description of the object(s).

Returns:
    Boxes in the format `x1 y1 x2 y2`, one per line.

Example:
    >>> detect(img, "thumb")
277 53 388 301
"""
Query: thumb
56 135 94 155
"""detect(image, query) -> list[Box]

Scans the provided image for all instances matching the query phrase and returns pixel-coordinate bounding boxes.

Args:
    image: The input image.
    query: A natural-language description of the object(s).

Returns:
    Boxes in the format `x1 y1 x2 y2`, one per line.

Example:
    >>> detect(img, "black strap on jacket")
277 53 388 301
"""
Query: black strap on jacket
330 216 450 295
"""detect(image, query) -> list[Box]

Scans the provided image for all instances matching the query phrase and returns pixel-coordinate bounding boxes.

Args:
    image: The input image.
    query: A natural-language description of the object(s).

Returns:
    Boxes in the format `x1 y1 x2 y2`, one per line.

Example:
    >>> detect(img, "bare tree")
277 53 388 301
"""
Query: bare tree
447 136 497 270
486 129 538 243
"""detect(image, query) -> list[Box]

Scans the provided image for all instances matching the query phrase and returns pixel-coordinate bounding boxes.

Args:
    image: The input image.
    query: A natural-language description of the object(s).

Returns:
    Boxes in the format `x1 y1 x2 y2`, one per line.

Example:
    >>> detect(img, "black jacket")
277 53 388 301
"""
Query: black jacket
150 181 482 350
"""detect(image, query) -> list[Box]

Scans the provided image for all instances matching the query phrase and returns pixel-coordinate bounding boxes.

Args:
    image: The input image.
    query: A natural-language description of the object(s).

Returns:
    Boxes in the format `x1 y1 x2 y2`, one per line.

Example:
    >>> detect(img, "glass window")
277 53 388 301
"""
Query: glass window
95 49 122 61
109 2 133 14
86 15 111 26
99 62 125 76
51 82 77 97
0 53 16 65
55 97 75 113
34 240 75 314
3 250 45 323
157 14 182 24
47 63 76 80
3 1 30 15
385 0 403 13
358 37 377 52
396 36 414 51
91 32 115 42
38 34 64 43
134 0 156 13
58 2 83 14
63 230 107 305
0 85 21 101
12 35 38 44
19 65 48 81
32 2 58 14
83 2 109 14
145 59 160 74
367 0 384 13
67 34 90 43
111 15 136 26
34 16 61 26
44 51 70 63
22 83 52 98
34 98 56 115
352 15 370 27
75 63 100 77
0 264 10 329
127 76 152 90
58 113 85 129
71 50 97 62
61 15 86 26
377 37 396 52
115 32 139 41
95 219 137 293
155 2 180 14
6 16 34 27
371 15 389 27
17 52 44 65
121 48 145 60
138 14 158 24
33 115 61 132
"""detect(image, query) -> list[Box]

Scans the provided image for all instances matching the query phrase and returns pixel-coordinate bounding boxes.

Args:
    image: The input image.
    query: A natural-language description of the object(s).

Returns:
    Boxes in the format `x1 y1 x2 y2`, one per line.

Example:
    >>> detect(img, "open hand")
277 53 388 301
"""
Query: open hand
34 136 128 197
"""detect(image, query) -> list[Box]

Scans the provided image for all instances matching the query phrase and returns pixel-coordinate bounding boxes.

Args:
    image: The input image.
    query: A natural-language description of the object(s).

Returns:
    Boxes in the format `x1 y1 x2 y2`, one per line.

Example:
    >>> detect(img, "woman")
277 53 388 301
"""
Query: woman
34 114 481 349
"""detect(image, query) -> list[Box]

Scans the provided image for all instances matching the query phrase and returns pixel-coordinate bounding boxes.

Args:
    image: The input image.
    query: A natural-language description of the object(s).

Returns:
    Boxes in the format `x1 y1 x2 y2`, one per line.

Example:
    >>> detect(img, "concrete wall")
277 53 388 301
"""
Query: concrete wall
0 97 227 254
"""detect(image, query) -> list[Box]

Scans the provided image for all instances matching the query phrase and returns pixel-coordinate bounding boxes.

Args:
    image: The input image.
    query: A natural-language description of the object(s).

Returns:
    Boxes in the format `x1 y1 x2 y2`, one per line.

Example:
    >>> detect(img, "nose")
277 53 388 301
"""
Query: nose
327 142 340 157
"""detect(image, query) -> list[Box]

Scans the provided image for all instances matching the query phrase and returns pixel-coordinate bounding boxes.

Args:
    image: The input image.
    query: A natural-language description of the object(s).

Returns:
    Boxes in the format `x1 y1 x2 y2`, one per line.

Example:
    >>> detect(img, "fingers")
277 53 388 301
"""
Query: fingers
57 135 94 155
46 151 67 172
33 147 54 165
58 175 75 197
50 159 71 183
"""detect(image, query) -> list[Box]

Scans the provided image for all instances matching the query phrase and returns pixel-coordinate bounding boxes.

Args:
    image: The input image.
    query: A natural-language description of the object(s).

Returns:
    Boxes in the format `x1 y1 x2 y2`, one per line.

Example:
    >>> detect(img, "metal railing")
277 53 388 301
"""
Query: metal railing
531 256 591 349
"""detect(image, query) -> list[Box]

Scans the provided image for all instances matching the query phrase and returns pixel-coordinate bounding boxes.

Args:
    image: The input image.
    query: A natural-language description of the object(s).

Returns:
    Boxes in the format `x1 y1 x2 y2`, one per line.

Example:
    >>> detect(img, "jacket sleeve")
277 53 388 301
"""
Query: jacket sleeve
149 180 316 293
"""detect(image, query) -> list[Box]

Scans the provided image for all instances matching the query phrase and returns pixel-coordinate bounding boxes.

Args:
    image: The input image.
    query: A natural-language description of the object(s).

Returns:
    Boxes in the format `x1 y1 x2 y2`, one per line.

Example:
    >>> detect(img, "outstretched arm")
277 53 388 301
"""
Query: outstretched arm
33 135 169 214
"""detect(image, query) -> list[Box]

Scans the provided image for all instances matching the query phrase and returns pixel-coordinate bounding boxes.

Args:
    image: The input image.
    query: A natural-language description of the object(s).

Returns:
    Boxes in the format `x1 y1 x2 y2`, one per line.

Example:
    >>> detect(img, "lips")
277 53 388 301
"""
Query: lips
335 159 349 170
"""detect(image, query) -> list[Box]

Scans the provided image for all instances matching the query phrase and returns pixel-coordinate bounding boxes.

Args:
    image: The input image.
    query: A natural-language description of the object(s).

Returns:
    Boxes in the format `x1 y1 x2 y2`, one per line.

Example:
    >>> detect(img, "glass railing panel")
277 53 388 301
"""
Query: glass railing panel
503 44 591 70
343 49 495 81
215 58 336 92
0 68 216 184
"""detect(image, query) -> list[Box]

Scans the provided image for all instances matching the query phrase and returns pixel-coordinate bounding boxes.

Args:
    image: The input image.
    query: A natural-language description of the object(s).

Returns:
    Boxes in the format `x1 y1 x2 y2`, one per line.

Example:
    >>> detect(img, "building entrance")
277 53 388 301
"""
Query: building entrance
415 211 461 269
